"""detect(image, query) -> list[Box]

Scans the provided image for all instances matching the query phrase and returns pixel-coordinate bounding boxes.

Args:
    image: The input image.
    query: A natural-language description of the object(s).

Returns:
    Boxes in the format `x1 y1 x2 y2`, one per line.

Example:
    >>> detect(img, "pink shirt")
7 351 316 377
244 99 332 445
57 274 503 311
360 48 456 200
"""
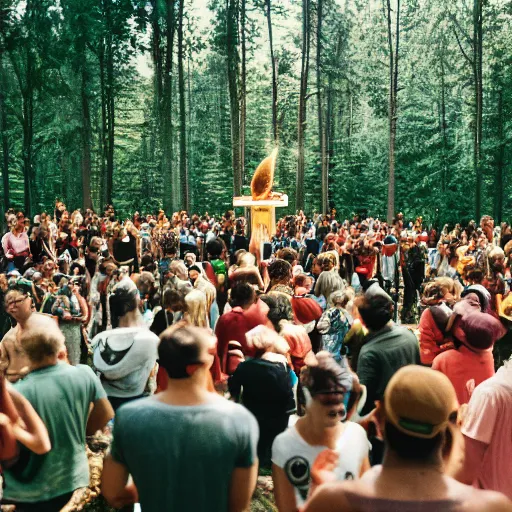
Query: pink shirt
432 345 494 405
462 366 512 499
1 230 30 258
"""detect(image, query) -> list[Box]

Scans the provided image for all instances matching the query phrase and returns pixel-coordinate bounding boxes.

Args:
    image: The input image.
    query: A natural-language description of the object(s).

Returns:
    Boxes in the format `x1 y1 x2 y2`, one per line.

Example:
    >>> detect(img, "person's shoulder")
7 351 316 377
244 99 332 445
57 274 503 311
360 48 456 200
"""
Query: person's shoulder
433 348 458 366
344 420 369 439
274 424 294 441
392 324 417 339
133 328 159 344
220 398 258 423
90 330 106 347
75 362 96 373
1 326 17 344
304 481 362 511
72 363 100 381
461 487 512 511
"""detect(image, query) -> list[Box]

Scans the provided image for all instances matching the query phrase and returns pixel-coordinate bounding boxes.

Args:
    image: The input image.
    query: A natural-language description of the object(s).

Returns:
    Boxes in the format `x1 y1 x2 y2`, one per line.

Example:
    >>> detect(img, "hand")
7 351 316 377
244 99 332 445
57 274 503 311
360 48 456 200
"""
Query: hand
0 412 13 428
311 449 339 485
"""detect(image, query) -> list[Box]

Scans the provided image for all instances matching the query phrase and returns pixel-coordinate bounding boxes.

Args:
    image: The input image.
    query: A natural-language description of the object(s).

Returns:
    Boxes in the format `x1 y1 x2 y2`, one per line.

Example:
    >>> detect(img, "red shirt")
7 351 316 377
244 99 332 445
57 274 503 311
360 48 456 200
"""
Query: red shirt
215 301 268 373
432 345 494 405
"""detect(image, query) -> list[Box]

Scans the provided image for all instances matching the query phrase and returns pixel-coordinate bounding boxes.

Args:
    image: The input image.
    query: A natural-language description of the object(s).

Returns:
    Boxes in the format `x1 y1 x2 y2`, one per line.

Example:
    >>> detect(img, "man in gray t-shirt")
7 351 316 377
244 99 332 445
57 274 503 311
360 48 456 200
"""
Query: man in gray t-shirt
102 325 259 512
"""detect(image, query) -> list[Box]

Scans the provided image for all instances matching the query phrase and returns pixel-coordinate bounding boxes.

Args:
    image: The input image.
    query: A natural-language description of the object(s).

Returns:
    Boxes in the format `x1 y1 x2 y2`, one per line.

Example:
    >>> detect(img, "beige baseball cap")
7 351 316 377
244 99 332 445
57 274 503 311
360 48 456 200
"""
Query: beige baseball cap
384 365 458 439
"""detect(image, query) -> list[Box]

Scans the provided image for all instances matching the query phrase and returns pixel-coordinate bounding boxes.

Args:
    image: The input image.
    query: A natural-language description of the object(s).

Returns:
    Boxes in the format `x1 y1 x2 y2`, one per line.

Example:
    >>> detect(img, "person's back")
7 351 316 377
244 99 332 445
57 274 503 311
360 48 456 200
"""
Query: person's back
302 366 512 512
304 469 512 511
3 320 113 508
459 362 512 500
102 325 259 512
432 346 494 405
110 395 257 511
357 324 419 414
4 363 104 502
433 311 503 405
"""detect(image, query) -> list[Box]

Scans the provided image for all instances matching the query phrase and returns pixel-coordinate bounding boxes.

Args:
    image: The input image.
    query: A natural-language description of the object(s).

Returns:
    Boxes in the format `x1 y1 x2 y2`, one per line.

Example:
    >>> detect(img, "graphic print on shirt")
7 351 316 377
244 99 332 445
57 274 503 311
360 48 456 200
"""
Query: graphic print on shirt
284 453 355 500
284 456 310 501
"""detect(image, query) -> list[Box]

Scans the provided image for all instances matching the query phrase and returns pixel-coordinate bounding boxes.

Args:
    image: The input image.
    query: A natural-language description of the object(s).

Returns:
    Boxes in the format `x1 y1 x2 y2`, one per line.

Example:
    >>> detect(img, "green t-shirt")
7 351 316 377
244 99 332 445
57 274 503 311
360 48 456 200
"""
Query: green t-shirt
3 362 106 502
357 324 420 415
110 396 259 512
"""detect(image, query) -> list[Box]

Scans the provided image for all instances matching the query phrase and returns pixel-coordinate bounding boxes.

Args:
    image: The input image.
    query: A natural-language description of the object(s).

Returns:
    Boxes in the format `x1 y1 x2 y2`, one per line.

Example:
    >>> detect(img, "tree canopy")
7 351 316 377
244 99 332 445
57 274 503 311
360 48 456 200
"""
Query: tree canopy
1 0 511 225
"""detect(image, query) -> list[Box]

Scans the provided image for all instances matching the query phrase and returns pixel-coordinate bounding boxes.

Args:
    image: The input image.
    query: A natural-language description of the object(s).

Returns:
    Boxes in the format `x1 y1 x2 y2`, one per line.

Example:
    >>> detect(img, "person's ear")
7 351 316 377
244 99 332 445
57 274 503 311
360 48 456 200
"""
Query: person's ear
57 345 68 362
185 364 202 377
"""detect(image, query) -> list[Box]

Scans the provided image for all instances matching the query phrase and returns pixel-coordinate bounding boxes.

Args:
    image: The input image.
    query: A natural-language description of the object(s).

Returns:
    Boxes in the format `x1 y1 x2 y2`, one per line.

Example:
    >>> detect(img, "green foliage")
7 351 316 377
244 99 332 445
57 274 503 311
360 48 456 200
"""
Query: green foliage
0 0 511 224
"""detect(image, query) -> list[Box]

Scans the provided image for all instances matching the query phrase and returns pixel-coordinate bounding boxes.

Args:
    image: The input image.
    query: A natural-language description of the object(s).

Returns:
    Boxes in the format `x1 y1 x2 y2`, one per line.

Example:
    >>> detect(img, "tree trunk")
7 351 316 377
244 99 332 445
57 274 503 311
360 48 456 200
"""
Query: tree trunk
317 0 328 213
22 46 34 217
152 0 163 124
494 87 504 223
0 51 9 216
99 35 108 208
265 0 278 143
296 0 310 212
240 0 247 188
473 0 483 220
187 50 193 209
325 31 341 207
440 44 448 195
80 42 93 210
227 0 241 197
162 0 175 213
106 29 115 206
178 0 188 210
386 0 400 224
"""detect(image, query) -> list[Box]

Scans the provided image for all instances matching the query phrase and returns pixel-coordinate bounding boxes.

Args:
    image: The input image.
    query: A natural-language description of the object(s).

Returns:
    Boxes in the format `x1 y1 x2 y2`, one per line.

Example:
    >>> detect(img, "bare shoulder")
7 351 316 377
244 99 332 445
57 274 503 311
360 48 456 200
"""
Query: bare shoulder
304 481 368 512
1 326 18 346
461 489 512 512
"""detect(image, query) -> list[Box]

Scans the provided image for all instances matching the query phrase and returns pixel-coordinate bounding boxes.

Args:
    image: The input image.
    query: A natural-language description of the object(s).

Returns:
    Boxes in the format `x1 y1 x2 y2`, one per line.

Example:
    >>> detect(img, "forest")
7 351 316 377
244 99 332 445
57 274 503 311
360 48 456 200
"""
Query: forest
0 0 511 226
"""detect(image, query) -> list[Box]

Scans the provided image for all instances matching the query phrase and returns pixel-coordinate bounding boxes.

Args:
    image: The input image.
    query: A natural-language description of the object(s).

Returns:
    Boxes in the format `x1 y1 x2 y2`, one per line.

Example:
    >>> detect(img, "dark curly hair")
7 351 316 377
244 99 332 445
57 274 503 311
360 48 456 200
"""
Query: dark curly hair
276 248 298 265
268 259 292 284
159 230 178 256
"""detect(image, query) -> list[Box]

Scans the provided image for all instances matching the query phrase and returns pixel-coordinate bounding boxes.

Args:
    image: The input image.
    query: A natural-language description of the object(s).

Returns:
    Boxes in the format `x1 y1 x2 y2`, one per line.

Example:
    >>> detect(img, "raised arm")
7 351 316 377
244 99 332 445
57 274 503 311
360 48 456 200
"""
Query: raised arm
6 382 51 455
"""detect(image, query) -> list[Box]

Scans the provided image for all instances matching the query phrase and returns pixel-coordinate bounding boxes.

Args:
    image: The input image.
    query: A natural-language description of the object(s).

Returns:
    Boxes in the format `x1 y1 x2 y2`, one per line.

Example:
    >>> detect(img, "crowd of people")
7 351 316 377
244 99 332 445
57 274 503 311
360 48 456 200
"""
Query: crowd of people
0 202 512 511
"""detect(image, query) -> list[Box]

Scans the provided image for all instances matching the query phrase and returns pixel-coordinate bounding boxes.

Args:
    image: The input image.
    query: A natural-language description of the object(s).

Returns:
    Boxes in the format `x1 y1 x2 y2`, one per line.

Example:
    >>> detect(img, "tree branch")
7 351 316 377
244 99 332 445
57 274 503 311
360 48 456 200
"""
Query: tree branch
452 26 473 66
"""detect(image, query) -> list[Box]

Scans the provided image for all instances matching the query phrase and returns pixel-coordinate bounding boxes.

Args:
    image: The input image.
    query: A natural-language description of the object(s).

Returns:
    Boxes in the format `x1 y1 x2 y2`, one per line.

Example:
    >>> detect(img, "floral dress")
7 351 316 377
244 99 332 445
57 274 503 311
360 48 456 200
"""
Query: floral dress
317 307 352 362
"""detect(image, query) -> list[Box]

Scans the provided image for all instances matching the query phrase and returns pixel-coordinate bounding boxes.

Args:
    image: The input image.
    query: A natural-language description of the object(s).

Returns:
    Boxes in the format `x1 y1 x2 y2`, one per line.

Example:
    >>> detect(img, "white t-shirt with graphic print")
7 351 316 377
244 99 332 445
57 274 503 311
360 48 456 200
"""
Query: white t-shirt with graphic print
272 421 370 508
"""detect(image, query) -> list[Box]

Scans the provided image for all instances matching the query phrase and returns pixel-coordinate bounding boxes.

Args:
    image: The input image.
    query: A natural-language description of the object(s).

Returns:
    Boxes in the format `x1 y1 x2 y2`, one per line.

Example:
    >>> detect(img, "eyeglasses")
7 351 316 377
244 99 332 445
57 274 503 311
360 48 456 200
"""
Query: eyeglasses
312 390 346 406
6 296 28 308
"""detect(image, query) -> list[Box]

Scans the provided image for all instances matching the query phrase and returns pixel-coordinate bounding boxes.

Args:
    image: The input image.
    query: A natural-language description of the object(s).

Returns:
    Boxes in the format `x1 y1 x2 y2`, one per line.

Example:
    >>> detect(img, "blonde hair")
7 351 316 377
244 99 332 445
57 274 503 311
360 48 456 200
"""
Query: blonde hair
170 260 188 281
194 276 217 312
435 276 463 300
185 289 209 328
318 250 339 271
246 326 289 356
240 252 256 267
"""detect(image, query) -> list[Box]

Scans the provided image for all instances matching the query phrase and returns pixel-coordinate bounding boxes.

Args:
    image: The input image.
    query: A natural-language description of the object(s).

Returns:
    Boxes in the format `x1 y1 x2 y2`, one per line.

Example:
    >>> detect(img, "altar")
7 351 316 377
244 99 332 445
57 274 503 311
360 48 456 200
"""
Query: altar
233 148 287 258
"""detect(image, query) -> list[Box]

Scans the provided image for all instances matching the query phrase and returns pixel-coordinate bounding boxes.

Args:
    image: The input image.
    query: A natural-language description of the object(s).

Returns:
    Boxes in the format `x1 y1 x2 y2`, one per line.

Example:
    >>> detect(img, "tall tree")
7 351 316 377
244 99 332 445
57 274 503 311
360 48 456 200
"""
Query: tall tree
240 0 247 185
451 0 484 219
226 0 241 196
162 0 176 213
385 0 400 223
296 0 311 211
0 1 10 218
317 0 328 213
177 0 188 209
265 0 278 142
